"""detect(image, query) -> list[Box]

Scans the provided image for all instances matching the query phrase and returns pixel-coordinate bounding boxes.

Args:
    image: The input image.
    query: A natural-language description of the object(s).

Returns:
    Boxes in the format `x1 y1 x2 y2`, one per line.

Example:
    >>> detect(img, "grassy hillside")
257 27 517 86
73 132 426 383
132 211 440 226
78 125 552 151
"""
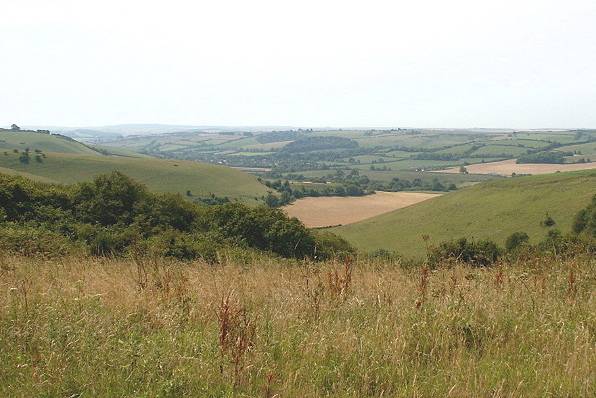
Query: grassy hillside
0 129 99 155
0 166 59 183
333 170 596 258
0 130 269 202
0 150 268 201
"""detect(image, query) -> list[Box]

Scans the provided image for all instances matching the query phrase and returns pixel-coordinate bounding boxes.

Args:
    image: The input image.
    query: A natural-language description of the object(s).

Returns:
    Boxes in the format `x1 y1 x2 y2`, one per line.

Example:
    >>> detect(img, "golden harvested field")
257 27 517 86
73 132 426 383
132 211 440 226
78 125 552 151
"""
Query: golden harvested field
283 191 440 227
437 158 596 176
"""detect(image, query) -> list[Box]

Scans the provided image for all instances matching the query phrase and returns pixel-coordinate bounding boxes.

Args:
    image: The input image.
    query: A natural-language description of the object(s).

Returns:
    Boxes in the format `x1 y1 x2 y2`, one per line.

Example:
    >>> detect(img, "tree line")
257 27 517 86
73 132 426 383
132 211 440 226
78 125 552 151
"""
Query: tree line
0 172 353 261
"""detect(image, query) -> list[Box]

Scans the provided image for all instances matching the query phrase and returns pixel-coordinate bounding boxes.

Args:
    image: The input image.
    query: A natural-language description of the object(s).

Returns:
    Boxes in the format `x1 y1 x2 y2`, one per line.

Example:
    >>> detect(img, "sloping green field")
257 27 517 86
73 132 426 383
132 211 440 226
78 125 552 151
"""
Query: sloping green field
332 170 596 258
0 130 99 154
0 166 59 184
0 131 268 202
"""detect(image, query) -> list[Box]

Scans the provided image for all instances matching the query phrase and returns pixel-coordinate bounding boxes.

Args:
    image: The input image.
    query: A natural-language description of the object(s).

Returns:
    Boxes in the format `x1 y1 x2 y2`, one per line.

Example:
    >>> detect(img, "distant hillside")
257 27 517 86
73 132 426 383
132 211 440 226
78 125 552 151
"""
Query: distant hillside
0 129 100 154
0 129 269 202
0 166 59 184
332 170 596 258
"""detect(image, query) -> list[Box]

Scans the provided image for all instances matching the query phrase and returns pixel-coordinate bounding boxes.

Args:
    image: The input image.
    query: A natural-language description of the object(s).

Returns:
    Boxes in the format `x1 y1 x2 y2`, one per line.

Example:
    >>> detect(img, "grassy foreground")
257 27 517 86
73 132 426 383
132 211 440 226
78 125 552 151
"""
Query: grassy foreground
1 254 594 397
333 170 596 258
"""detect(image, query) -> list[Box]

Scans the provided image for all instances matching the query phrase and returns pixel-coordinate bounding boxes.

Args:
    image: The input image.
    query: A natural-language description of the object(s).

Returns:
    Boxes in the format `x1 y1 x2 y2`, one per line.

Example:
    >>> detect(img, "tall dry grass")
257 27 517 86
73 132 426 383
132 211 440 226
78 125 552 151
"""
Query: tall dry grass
0 253 594 397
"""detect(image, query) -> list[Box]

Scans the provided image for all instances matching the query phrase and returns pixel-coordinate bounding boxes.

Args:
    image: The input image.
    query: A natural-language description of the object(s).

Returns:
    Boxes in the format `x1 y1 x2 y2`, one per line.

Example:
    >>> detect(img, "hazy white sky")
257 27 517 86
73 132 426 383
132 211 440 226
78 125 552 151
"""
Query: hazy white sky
2 0 595 128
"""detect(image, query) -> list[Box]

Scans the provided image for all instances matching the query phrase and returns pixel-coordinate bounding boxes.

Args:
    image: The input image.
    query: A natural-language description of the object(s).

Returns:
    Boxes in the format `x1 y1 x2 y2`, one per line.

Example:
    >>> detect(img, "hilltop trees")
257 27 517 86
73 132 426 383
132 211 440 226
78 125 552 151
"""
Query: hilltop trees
10 124 20 131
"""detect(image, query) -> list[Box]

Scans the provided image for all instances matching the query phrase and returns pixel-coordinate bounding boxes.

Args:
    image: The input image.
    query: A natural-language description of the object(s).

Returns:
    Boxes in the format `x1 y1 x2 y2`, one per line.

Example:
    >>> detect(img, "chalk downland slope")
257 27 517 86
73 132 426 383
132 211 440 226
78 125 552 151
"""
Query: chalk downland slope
283 191 441 228
0 130 268 202
332 170 596 258
0 129 100 155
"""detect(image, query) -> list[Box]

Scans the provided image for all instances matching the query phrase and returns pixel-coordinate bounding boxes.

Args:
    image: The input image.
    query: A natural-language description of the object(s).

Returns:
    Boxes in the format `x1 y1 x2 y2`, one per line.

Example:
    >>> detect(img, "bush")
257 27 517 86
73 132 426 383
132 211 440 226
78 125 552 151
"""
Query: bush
367 248 401 262
75 224 141 256
142 230 221 262
505 231 529 252
311 230 356 260
536 230 595 257
19 152 30 164
541 213 556 227
72 171 148 226
572 195 596 237
428 237 501 267
1 172 351 261
0 173 72 222
208 204 320 258
0 223 81 258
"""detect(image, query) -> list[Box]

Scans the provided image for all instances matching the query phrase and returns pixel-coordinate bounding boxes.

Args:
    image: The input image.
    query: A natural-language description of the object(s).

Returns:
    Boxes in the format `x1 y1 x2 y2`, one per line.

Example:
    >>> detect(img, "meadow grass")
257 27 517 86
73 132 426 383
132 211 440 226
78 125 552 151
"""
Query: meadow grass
0 252 593 397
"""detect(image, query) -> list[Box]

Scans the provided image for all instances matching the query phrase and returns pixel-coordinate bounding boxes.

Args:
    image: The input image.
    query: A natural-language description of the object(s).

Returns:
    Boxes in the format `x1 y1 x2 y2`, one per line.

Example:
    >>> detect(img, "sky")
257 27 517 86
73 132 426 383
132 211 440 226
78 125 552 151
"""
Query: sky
1 0 596 128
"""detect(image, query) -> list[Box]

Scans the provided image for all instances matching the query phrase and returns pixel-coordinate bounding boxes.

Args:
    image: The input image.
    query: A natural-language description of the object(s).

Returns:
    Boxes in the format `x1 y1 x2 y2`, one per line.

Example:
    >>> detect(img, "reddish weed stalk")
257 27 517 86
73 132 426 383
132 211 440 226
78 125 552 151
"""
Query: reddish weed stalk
326 257 353 300
216 291 256 388
416 266 429 309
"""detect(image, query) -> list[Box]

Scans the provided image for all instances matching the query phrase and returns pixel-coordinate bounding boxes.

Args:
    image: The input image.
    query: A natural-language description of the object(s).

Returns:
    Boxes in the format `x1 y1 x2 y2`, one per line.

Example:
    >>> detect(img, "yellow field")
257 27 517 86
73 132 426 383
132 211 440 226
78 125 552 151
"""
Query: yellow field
283 191 440 227
437 159 596 176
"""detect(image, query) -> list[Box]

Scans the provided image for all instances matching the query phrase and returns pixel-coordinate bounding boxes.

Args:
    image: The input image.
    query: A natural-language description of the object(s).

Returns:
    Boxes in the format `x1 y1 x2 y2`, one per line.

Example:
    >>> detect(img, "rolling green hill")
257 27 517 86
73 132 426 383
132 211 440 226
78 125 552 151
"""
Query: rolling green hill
0 130 269 202
332 170 596 258
0 129 100 155
0 166 59 184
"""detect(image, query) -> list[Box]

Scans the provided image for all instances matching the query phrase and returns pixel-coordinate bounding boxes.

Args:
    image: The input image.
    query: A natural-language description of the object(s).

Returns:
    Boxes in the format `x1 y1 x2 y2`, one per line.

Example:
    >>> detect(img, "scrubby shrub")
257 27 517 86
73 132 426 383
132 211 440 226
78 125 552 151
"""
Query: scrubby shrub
142 230 221 262
0 171 351 261
132 192 202 234
0 173 72 222
367 248 401 262
505 231 530 252
208 204 319 258
19 151 30 164
536 230 593 256
428 237 501 267
311 230 356 260
0 223 81 258
541 213 556 227
72 171 148 226
74 224 141 256
572 195 595 237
